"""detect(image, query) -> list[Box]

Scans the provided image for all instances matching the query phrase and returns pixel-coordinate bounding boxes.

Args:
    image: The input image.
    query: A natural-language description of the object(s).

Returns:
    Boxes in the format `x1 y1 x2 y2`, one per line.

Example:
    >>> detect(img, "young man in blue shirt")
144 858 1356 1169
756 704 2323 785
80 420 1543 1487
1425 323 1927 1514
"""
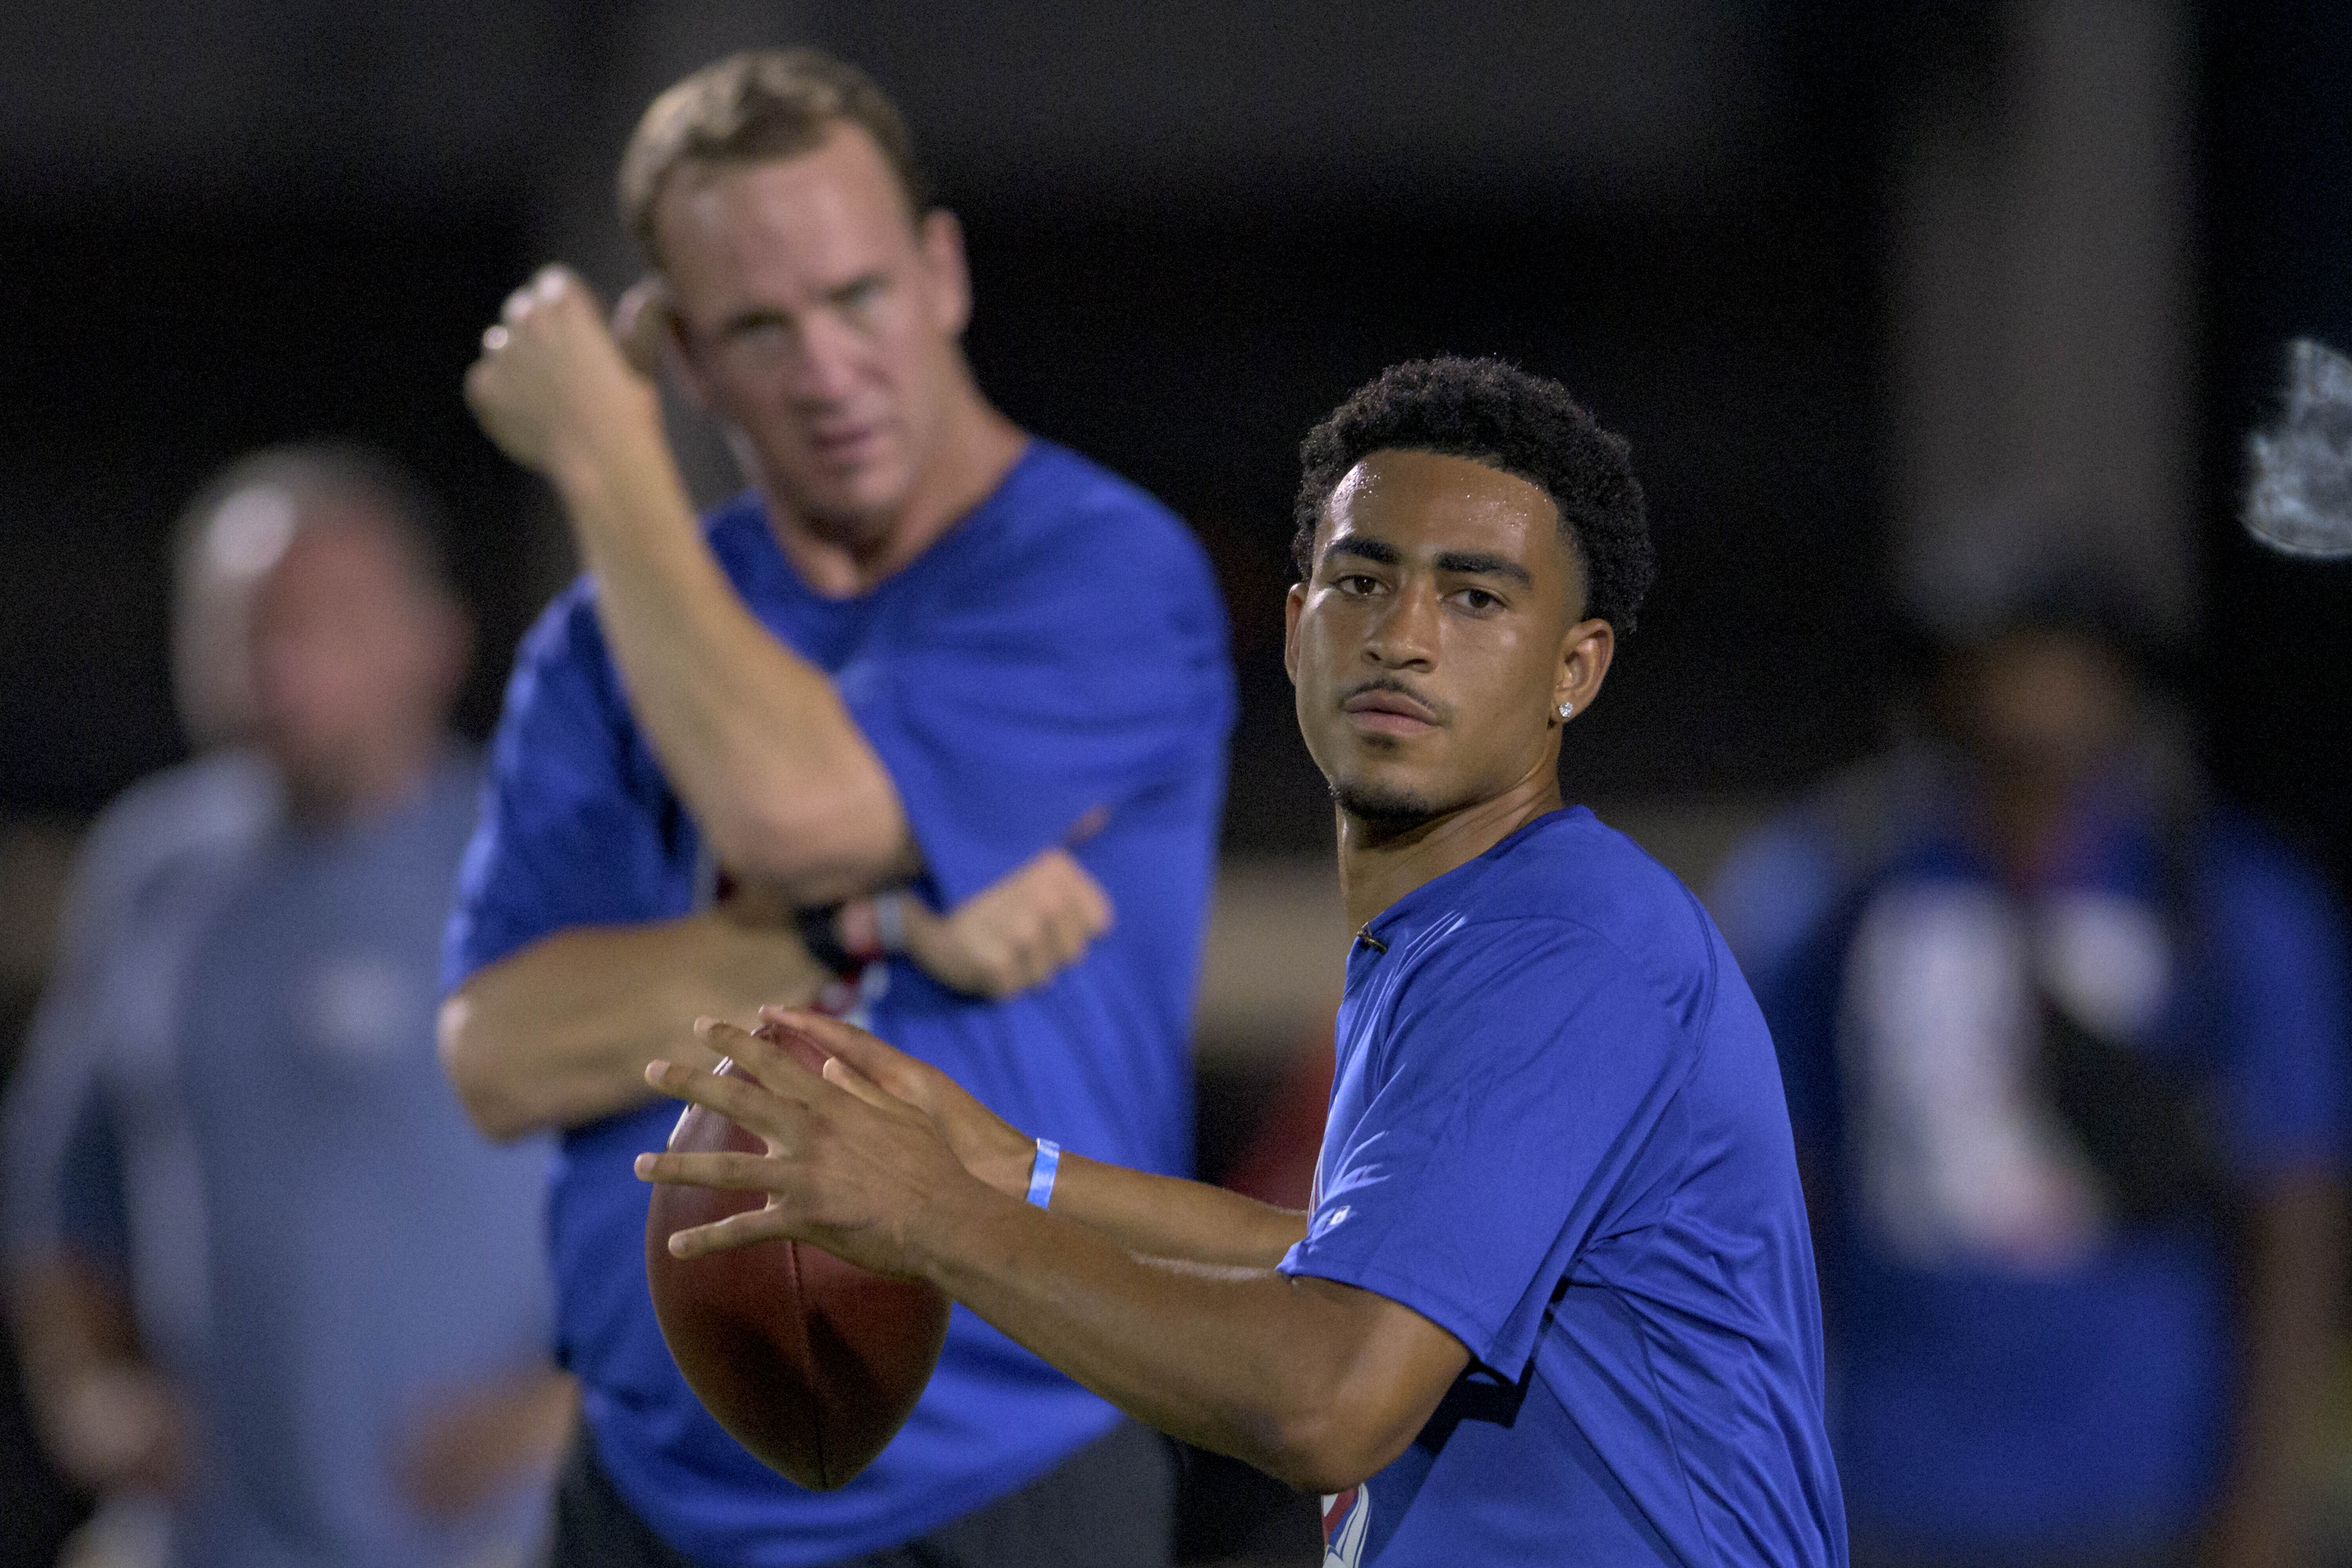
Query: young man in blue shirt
637 358 1849 1566
446 48 1233 1568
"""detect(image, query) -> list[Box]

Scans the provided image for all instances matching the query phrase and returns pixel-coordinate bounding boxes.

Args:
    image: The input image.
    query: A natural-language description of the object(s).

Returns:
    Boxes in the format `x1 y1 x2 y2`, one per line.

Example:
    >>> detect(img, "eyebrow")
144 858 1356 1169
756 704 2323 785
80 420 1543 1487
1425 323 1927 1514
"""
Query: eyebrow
1322 535 1535 589
1432 550 1534 588
1323 536 1401 568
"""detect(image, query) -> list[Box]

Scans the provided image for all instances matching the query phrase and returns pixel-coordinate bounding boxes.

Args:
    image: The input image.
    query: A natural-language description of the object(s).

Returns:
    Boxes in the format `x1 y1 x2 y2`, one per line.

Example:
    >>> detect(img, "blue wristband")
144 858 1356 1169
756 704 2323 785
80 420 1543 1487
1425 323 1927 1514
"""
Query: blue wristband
1025 1138 1062 1209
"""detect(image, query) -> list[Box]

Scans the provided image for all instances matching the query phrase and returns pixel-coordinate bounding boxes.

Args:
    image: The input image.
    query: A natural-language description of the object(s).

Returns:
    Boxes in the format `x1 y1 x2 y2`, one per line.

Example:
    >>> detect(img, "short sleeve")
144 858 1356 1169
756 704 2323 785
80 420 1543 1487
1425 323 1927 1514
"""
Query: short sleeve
441 588 698 991
838 503 1232 906
1280 919 1702 1377
2204 823 2349 1178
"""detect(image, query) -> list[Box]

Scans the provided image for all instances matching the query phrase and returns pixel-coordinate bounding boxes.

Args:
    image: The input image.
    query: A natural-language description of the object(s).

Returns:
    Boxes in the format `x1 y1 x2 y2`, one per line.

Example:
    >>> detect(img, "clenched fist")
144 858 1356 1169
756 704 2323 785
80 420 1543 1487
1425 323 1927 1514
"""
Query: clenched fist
897 846 1114 998
464 265 664 485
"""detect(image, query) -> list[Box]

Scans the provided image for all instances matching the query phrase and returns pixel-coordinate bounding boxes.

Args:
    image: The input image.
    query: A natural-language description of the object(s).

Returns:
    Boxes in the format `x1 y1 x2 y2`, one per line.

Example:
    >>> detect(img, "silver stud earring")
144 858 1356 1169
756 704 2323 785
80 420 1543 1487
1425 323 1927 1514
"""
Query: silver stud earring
1557 701 1574 719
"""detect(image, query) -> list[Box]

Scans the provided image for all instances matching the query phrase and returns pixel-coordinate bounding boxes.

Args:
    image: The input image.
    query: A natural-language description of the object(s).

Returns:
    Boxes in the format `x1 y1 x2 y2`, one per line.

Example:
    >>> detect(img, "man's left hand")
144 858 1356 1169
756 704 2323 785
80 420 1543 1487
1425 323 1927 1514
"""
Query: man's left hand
634 1016 984 1277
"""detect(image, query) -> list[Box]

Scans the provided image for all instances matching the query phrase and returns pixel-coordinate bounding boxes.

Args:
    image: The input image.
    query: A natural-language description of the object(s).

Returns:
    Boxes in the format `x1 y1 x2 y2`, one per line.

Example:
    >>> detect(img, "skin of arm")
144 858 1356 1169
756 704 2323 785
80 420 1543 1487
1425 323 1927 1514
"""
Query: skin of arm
758 1003 1306 1265
2207 1169 2345 1568
396 1367 579 1520
438 910 826 1142
463 269 911 904
10 1253 187 1497
442 843 1118 1140
633 1015 1471 1493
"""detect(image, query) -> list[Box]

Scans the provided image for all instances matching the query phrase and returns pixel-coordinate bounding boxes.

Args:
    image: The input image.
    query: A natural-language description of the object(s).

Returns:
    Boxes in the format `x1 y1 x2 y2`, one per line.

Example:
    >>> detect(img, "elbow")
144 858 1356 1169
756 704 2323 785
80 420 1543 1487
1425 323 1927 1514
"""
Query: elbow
705 789 907 905
699 805 810 889
1258 1396 1402 1497
436 992 537 1143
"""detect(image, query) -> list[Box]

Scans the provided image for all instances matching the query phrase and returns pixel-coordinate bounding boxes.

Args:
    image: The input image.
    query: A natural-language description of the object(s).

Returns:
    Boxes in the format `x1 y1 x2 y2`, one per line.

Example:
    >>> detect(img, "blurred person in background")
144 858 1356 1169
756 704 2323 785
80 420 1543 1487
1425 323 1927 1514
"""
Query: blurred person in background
443 46 1233 1568
2 446 576 1568
1710 510 2349 1568
0 449 291 1568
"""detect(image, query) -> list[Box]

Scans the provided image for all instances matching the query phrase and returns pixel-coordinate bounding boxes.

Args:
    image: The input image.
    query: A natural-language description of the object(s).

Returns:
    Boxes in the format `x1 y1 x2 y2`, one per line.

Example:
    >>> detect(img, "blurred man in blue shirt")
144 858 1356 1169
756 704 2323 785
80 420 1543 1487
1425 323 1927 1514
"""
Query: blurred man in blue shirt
1711 517 2348 1567
446 47 1233 1568
4 448 574 1568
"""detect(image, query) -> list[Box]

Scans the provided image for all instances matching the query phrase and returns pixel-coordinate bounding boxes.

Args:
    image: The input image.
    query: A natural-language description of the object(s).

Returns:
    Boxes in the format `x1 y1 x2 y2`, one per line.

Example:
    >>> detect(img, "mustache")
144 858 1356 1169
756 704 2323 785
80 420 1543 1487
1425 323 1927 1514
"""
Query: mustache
1337 676 1451 724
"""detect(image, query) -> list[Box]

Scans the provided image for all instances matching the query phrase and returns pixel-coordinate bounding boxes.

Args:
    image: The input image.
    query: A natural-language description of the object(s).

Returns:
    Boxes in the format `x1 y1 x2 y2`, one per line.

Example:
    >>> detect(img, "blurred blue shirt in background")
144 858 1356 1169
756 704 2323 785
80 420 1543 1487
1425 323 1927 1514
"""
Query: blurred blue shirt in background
1713 752 2348 1562
7 753 559 1568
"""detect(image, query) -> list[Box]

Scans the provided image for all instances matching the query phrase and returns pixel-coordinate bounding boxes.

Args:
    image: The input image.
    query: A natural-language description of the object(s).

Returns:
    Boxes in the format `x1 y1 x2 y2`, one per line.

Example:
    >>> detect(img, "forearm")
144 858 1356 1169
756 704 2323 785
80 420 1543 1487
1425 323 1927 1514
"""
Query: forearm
10 1252 177 1494
11 1252 138 1406
399 1367 579 1517
760 1007 1290 1259
911 1182 1386 1491
2213 1170 2344 1564
439 915 826 1139
550 445 908 902
639 1016 1468 1488
1038 1152 1307 1267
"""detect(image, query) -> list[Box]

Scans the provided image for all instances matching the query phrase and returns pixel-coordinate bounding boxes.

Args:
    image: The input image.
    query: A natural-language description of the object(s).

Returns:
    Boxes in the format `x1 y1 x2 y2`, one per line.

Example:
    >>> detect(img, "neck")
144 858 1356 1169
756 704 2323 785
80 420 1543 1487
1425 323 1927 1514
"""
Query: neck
762 374 1027 598
1335 769 1563 932
1978 758 2109 884
282 723 442 829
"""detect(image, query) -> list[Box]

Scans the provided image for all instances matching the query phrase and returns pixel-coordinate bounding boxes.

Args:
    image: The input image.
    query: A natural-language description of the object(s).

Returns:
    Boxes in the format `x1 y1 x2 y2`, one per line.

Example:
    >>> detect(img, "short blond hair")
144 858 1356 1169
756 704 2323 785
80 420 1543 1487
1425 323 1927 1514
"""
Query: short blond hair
618 48 932 264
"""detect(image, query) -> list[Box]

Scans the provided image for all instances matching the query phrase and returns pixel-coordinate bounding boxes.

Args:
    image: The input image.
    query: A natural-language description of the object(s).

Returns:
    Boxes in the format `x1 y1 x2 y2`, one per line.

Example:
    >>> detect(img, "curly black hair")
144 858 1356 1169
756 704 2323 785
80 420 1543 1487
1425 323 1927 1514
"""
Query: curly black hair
1292 356 1655 634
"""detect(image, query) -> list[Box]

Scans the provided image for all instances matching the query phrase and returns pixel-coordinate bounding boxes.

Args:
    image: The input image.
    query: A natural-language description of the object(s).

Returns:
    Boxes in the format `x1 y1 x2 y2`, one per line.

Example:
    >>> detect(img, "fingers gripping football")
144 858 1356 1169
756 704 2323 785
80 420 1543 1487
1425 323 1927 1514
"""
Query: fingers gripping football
760 1007 1036 1198
637 1018 971 1275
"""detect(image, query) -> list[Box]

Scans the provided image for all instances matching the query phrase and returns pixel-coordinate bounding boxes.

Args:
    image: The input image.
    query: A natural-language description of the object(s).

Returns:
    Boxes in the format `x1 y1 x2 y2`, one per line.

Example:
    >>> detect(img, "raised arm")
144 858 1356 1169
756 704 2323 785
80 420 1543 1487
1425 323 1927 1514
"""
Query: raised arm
635 1019 1463 1494
463 269 911 904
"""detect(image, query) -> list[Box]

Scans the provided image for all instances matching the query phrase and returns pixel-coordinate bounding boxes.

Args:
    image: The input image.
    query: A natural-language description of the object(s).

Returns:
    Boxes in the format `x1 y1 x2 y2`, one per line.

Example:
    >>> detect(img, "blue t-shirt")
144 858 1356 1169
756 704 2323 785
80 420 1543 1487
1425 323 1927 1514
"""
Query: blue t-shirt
1279 808 1846 1568
442 443 1234 1566
1714 772 2349 1558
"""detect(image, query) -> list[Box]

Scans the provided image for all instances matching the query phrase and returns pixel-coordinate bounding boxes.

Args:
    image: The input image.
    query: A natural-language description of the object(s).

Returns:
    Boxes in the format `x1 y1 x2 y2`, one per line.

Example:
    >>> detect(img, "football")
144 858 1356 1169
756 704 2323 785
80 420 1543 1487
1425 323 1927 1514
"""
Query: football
644 1031 951 1490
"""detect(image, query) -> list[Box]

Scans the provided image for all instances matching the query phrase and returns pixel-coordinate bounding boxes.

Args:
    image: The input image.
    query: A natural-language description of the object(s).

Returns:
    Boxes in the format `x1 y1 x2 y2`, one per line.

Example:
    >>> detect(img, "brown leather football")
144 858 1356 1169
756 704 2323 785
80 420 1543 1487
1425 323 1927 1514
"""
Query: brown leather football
644 1032 951 1490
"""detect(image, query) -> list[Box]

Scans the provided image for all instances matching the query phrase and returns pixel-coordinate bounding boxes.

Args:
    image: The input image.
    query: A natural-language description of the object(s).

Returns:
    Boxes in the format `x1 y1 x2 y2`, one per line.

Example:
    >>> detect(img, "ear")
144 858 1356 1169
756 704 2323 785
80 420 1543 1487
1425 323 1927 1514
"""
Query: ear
1551 618 1615 727
1283 582 1307 686
614 277 689 379
617 276 713 412
920 210 973 338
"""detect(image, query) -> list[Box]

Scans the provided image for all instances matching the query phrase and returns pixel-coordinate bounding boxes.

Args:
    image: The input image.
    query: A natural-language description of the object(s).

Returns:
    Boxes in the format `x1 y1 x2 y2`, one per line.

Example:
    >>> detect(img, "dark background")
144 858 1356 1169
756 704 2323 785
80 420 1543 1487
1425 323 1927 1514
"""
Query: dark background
9 5 2341 879
2 4 1898 845
2199 0 2352 888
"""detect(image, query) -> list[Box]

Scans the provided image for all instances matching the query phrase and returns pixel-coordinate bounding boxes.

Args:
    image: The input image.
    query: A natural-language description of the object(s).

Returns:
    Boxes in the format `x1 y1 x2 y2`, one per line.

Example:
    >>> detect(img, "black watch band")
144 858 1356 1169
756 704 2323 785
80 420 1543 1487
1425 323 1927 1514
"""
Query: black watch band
794 902 864 979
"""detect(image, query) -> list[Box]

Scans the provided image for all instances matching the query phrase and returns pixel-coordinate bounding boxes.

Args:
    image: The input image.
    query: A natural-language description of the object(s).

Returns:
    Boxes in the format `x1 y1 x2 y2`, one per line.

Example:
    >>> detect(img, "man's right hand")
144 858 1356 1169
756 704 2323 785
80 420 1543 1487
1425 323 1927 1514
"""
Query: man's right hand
464 266 665 492
891 847 1113 998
